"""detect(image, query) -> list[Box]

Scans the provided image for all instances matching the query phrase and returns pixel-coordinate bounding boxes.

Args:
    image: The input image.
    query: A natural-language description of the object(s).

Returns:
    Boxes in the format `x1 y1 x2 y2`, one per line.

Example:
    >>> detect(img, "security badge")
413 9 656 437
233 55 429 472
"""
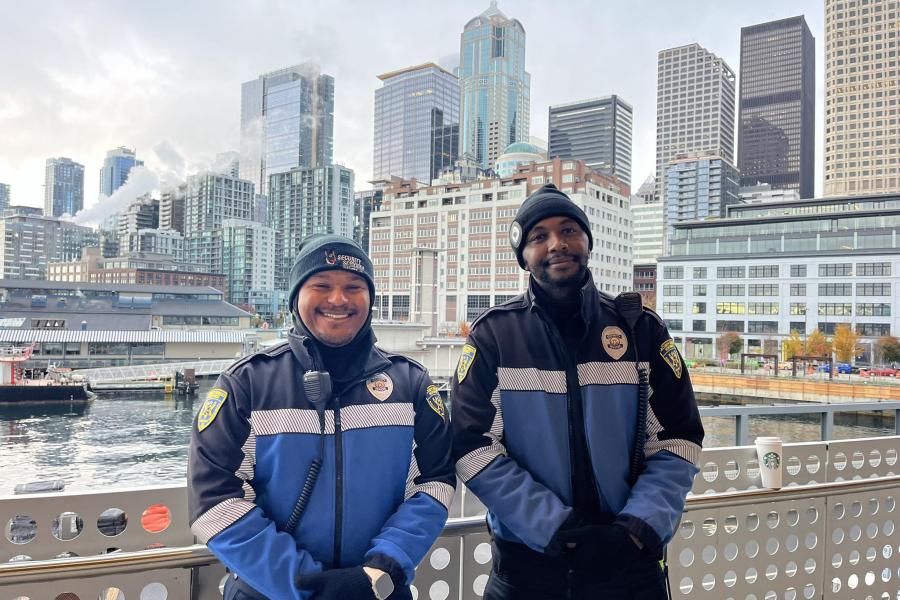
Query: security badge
457 344 477 383
197 388 228 432
366 372 394 401
660 339 683 379
601 326 628 360
425 384 446 420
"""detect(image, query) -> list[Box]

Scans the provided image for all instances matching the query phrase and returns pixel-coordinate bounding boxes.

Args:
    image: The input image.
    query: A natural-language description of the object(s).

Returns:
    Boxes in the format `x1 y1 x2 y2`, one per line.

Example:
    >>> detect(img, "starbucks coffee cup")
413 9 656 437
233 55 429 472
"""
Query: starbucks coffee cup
755 436 783 489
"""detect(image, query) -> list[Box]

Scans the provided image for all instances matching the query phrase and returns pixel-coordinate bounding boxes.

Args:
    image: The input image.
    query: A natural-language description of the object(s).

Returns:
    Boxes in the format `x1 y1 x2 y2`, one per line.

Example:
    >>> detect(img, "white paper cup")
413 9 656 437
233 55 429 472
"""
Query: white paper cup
755 436 783 489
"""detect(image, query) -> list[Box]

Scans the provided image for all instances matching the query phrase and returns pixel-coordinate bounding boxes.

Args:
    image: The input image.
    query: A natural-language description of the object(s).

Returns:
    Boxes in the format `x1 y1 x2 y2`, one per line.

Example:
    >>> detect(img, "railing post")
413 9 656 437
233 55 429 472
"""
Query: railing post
895 409 900 436
821 411 834 441
735 414 749 446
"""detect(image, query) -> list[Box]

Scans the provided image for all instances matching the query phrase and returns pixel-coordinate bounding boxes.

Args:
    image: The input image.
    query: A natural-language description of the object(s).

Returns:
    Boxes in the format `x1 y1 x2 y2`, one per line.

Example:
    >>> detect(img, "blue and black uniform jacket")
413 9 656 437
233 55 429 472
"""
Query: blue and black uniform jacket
451 275 704 554
188 331 456 599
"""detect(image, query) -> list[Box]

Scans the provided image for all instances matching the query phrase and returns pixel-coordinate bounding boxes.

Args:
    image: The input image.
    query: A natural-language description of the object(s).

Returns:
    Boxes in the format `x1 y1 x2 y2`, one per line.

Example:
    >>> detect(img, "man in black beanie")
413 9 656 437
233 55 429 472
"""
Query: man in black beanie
452 184 704 599
189 234 455 600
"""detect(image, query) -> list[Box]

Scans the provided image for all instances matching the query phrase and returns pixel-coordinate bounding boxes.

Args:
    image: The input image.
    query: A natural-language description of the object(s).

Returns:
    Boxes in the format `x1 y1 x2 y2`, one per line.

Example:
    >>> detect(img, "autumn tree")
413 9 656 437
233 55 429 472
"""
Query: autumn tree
782 330 804 360
805 329 832 358
716 331 743 359
832 324 863 363
877 336 900 364
459 321 471 338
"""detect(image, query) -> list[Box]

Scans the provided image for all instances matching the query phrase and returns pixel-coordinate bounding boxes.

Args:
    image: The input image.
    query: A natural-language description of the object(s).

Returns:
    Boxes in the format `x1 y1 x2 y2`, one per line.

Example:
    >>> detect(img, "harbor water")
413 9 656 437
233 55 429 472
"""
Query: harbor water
0 380 898 494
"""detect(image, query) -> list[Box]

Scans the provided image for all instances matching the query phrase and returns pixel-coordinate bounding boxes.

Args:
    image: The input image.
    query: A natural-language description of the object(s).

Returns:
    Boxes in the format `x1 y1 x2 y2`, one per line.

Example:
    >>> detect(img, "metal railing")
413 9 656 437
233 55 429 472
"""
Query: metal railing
74 360 235 384
3 437 900 599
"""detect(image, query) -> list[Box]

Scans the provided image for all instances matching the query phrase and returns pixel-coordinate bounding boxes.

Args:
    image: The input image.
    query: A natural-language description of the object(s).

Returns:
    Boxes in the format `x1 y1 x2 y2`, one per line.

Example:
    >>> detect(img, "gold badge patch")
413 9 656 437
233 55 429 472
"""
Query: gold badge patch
366 372 394 401
601 326 628 360
660 339 683 379
197 388 228 432
457 344 477 383
425 384 446 420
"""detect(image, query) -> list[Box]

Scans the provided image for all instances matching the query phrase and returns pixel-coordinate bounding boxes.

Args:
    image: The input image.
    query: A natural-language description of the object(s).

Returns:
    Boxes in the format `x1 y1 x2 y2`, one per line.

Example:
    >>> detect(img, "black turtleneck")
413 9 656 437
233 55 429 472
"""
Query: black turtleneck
531 274 603 522
293 316 377 392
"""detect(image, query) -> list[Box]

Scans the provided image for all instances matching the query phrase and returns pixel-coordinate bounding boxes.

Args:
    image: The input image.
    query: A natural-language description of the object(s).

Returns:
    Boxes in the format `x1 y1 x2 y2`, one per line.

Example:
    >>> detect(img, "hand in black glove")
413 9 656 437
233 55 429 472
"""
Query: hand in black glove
555 523 642 569
296 567 376 600
544 511 584 557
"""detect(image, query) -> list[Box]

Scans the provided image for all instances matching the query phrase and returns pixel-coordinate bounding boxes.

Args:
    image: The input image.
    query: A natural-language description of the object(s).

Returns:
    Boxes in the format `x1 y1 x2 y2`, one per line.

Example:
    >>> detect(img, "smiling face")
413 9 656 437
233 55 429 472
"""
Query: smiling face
296 270 371 347
521 215 590 293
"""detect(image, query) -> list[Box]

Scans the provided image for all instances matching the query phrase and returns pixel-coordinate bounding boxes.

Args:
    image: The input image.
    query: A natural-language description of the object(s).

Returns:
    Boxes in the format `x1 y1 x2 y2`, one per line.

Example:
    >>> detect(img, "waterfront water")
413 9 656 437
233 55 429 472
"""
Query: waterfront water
0 380 898 494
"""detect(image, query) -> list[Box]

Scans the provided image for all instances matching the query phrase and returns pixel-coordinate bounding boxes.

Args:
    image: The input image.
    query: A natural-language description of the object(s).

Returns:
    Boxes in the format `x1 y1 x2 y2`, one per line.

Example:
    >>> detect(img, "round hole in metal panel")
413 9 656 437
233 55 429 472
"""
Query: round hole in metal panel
832 553 843 568
52 512 84 541
850 525 862 542
140 583 167 600
766 512 779 529
881 567 892 583
744 567 758 584
865 571 876 586
784 561 798 577
724 460 740 480
702 518 717 536
866 546 877 562
886 449 898 467
428 580 449 600
679 548 694 568
884 520 895 536
869 498 880 516
833 452 848 471
804 533 817 550
786 509 800 526
702 462 718 482
765 564 778 581
97 508 127 537
411 585 418 600
850 550 861 566
785 455 801 476
6 515 37 544
141 504 172 533
747 459 760 480
766 537 779 555
723 570 736 587
805 455 820 474
680 520 695 539
701 574 715 591
54 595 80 600
886 496 896 512
472 574 488 597
883 544 893 559
786 534 799 553
746 513 760 531
834 503 846 520
784 588 796 600
806 507 818 524
702 545 716 564
429 547 451 570
473 542 491 565
218 575 228 596
99 588 124 600
803 558 816 574
745 540 759 559
848 574 859 589
833 528 845 544
724 515 738 534
678 577 693 595
724 542 739 561
868 522 879 539
802 584 815 599
851 451 865 469
831 578 842 593
852 501 863 517
869 450 882 468
764 592 777 600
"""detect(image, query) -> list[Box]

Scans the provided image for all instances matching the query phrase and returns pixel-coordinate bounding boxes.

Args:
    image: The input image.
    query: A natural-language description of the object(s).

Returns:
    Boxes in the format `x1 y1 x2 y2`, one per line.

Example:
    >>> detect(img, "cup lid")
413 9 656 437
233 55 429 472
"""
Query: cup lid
755 436 783 443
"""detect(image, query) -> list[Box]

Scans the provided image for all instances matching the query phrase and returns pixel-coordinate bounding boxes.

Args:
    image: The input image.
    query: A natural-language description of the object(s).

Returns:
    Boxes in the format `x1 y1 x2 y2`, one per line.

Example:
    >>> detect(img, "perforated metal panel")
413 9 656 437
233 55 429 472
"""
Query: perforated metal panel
828 437 900 482
692 442 828 495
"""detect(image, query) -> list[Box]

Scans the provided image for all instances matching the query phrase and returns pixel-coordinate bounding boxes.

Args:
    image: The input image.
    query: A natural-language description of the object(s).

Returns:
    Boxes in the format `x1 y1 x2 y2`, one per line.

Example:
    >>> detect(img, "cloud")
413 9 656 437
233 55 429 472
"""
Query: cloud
71 166 158 226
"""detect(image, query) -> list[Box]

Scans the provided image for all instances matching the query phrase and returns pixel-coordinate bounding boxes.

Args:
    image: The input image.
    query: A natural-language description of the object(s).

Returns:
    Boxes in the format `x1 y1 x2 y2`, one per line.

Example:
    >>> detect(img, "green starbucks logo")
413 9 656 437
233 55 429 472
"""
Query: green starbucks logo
763 452 781 469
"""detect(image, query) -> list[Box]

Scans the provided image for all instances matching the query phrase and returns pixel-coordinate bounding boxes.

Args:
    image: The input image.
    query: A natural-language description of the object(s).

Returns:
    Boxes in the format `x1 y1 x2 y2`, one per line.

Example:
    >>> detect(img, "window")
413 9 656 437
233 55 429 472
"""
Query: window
716 320 744 332
693 285 707 296
716 284 745 296
30 319 66 329
819 283 852 296
663 266 684 279
857 323 891 336
692 302 706 314
790 303 807 315
857 282 891 296
856 303 891 316
717 266 745 278
665 319 683 331
789 321 806 334
466 295 491 321
857 262 891 276
749 265 779 278
716 302 746 315
663 303 683 313
749 284 778 296
819 263 852 277
818 303 853 316
749 303 779 315
748 321 778 334
692 320 706 332
790 265 807 277
820 323 839 335
790 284 806 296
693 267 707 279
392 296 410 320
663 285 683 296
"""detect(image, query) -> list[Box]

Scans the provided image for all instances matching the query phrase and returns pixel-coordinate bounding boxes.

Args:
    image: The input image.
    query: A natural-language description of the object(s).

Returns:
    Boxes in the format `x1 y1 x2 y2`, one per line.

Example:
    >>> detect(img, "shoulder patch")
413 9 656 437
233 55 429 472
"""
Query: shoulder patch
425 384 446 420
660 339 683 379
457 344 477 383
197 388 229 432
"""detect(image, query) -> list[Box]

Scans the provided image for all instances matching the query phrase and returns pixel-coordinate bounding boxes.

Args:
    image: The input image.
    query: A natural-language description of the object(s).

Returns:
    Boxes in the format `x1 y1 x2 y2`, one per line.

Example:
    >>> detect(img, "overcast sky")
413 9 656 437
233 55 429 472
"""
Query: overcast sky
0 0 826 211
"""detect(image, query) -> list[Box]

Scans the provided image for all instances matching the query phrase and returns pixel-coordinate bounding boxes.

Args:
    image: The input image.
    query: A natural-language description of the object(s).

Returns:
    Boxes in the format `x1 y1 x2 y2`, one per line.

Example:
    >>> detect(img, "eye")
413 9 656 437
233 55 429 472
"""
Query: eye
562 226 577 235
529 232 546 243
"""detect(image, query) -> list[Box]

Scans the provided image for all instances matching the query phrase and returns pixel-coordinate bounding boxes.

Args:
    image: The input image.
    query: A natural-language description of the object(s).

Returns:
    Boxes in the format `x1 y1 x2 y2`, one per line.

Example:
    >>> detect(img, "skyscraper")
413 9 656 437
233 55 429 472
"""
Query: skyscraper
373 63 460 184
548 96 633 189
665 154 741 243
825 0 900 196
739 16 815 198
239 63 334 196
99 147 144 198
184 173 255 274
0 183 9 212
655 44 736 203
44 157 85 217
459 2 530 170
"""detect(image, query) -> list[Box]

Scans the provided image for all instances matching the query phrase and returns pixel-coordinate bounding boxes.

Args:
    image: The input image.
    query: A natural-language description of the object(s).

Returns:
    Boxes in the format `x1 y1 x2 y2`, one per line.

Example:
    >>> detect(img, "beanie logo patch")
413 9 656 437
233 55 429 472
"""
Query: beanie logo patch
509 222 523 249
325 250 338 265
323 249 365 273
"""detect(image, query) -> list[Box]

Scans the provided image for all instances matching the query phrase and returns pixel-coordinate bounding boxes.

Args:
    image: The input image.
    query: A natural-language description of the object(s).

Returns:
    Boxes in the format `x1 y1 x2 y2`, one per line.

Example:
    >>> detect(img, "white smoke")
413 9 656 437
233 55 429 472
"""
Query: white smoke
71 165 158 226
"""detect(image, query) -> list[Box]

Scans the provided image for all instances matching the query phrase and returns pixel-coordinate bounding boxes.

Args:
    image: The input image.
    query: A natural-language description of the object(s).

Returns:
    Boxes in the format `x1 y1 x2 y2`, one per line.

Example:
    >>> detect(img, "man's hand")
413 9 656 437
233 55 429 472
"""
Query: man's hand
554 523 642 569
296 567 377 600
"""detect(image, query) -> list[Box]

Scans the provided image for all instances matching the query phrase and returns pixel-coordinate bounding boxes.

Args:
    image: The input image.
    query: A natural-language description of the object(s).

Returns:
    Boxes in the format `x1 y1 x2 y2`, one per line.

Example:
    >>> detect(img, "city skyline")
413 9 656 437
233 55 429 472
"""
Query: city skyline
1 0 825 212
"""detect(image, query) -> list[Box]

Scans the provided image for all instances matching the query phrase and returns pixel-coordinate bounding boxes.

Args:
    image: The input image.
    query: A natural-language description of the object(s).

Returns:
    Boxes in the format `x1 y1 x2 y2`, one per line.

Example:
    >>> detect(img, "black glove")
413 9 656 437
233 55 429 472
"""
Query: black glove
544 511 584 557
555 523 642 569
296 567 376 600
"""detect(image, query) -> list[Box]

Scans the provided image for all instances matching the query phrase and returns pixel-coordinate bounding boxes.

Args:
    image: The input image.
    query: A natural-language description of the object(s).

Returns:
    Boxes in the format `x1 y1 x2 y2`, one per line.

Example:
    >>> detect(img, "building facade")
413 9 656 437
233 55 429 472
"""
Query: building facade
44 157 85 217
99 147 144 198
0 183 9 212
371 158 632 329
656 44 736 203
633 264 658 309
353 188 385 253
267 165 355 289
459 2 531 170
0 207 99 279
548 96 633 189
373 63 460 184
184 173 255 275
739 183 801 204
739 16 815 198
160 184 186 234
239 63 334 195
631 198 665 264
665 154 741 243
825 0 900 196
118 196 160 252
221 219 278 319
657 195 900 363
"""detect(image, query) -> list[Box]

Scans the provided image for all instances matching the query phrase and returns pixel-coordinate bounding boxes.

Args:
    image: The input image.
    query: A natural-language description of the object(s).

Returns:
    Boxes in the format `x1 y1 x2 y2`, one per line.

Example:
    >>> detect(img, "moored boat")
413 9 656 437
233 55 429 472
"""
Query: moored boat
0 345 96 405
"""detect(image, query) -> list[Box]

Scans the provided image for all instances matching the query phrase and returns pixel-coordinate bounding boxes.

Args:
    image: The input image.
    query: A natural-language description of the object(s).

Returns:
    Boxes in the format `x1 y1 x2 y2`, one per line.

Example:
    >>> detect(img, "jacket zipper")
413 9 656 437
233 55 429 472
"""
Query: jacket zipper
333 395 343 568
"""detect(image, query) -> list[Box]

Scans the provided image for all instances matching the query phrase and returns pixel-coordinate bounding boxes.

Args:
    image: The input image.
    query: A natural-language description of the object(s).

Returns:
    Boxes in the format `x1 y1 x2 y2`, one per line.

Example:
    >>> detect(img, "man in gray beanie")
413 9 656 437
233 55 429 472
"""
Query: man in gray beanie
189 234 455 600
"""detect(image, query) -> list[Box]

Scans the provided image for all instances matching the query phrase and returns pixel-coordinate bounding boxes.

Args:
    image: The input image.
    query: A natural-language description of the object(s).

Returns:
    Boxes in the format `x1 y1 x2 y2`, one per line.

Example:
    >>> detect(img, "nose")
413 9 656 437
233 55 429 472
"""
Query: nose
547 232 568 252
326 286 349 305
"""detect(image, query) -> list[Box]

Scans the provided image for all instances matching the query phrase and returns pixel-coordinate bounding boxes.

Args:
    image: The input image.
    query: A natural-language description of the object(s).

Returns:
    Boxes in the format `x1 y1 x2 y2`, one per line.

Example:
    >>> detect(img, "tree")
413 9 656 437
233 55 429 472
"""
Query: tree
782 330 804 360
459 321 471 338
805 329 831 358
832 324 863 363
877 336 900 364
716 331 743 359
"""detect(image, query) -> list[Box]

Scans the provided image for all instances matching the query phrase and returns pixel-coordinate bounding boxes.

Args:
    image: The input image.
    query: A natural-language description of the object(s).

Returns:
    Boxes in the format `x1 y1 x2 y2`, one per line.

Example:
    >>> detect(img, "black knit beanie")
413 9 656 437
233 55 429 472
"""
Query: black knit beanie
287 234 376 321
508 184 593 268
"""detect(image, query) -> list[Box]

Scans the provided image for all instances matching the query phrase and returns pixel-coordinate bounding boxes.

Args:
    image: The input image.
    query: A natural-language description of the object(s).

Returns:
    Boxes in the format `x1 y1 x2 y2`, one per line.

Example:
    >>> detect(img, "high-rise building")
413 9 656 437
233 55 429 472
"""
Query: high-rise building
373 63 460 184
239 63 334 196
549 96 634 189
184 173 255 274
44 157 85 217
99 147 144 198
222 219 278 319
665 154 741 243
118 196 161 254
354 188 385 253
160 183 186 234
825 0 900 196
459 2 530 170
0 206 99 279
631 200 665 265
0 183 9 212
267 165 355 289
738 16 815 198
656 44 736 203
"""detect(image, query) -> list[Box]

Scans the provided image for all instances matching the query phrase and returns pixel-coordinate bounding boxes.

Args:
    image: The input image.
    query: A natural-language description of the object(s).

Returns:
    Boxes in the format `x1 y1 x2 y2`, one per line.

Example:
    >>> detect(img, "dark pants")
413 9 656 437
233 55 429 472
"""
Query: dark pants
483 538 668 600
223 572 415 600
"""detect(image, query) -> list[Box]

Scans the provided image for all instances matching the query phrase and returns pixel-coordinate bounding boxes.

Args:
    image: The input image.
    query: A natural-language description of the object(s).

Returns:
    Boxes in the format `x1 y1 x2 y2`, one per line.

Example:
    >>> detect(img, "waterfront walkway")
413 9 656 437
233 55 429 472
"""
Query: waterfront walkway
692 371 900 403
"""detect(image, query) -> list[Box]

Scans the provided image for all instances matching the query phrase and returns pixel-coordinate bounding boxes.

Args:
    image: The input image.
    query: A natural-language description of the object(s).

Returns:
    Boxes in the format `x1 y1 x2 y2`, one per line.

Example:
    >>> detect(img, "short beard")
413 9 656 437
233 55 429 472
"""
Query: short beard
536 260 588 292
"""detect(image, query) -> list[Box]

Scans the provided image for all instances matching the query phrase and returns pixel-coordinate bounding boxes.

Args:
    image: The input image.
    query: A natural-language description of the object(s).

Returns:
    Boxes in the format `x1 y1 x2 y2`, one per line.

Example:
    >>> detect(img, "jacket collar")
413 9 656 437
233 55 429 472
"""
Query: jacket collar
286 329 391 381
525 271 599 330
